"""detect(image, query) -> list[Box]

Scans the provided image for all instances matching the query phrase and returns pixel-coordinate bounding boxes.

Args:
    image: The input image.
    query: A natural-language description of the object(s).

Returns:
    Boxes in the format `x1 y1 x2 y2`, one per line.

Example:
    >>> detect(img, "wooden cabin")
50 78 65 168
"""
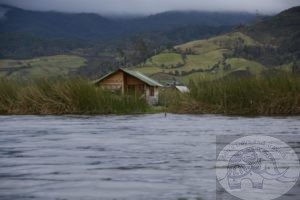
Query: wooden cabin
94 68 163 105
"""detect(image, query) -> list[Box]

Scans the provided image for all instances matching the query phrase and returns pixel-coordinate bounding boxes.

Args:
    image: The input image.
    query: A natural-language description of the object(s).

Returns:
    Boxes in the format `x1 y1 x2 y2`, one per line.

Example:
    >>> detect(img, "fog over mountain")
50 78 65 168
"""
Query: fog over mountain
0 6 7 18
0 0 299 15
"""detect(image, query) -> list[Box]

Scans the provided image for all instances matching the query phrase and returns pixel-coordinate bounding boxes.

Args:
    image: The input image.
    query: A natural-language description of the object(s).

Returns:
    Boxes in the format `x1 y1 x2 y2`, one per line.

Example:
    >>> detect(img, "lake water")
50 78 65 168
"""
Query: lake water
0 114 299 200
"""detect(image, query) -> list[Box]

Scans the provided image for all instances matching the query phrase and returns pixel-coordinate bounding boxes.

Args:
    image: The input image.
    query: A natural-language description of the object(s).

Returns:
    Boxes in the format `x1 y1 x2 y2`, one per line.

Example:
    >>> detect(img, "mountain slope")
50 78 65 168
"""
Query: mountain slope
242 6 300 46
133 6 300 83
235 6 300 66
130 11 256 32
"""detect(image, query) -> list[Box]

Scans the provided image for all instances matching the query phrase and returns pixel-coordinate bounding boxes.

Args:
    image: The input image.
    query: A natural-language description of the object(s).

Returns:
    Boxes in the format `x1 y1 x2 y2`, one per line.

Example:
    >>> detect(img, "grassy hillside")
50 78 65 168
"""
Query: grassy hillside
225 58 265 74
133 32 268 83
176 32 259 53
146 53 183 67
0 55 86 79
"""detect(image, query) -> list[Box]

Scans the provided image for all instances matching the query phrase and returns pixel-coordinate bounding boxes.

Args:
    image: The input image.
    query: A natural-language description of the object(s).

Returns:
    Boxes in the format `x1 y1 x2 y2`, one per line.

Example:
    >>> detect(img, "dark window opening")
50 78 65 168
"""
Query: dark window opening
150 87 155 96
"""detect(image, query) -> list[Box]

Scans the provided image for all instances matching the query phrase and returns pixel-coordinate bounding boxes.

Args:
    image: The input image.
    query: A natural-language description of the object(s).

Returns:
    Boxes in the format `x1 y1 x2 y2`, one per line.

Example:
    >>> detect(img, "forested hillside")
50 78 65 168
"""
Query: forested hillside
0 4 255 59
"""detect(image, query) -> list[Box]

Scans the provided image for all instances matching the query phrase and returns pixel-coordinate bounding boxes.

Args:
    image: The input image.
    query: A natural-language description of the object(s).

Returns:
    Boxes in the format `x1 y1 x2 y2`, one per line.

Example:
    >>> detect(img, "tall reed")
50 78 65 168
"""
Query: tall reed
1 75 299 115
0 79 149 115
188 74 300 115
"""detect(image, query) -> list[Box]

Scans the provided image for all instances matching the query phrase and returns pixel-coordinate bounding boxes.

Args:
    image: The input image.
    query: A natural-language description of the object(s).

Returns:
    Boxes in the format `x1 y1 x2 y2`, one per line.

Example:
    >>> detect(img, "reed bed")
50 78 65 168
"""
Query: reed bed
184 74 300 115
1 74 299 115
0 79 149 115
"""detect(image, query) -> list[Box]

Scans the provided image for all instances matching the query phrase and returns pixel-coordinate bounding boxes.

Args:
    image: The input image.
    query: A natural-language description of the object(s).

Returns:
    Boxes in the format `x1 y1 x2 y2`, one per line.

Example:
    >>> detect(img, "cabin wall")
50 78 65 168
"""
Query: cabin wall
145 86 159 105
155 87 159 97
99 71 124 91
125 74 144 85
124 74 145 95
145 86 159 97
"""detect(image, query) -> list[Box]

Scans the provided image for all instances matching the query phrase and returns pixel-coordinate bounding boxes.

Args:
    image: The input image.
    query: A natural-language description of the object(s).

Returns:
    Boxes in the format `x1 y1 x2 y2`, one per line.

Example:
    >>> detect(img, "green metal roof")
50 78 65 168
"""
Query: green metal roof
94 68 163 87
93 70 116 84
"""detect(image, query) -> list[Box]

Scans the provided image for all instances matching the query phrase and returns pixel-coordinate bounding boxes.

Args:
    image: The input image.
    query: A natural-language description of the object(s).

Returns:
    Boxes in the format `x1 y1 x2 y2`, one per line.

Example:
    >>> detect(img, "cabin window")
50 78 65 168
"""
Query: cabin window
150 87 155 96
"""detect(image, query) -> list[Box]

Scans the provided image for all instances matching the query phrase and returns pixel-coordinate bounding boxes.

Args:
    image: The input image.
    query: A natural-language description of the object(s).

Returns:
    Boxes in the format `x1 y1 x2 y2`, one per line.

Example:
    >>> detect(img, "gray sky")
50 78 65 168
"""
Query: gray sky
1 0 299 15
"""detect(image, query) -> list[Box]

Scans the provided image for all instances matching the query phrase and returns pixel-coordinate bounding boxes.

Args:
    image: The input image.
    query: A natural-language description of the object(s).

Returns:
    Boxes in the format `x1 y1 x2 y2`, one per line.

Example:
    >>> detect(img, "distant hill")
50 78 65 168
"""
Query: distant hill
242 6 300 46
0 5 256 40
239 6 300 66
128 11 256 32
0 4 257 59
132 6 300 83
1 5 299 80
0 5 119 39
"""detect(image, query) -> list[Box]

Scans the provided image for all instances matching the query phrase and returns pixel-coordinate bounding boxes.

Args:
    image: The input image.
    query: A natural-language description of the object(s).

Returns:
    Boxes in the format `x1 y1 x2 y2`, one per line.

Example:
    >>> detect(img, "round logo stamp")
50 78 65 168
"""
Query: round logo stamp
216 135 300 200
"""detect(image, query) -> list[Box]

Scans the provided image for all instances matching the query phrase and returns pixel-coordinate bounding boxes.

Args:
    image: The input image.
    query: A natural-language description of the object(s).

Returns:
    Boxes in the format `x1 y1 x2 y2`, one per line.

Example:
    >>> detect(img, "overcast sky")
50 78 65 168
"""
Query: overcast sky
0 0 299 15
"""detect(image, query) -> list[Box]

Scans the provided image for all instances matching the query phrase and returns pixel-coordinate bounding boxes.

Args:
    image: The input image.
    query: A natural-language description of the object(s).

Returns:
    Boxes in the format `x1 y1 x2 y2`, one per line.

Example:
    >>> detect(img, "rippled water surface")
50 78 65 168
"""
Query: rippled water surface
0 114 299 200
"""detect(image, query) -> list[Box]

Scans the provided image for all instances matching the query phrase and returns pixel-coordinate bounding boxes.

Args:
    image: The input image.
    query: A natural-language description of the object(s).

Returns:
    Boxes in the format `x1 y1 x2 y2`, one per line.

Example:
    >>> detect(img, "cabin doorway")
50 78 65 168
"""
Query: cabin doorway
127 84 144 96
127 85 136 95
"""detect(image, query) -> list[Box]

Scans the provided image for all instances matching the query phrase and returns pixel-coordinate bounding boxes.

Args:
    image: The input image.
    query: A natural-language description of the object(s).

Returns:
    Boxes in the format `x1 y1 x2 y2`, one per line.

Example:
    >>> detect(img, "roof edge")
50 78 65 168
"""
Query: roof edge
94 68 163 87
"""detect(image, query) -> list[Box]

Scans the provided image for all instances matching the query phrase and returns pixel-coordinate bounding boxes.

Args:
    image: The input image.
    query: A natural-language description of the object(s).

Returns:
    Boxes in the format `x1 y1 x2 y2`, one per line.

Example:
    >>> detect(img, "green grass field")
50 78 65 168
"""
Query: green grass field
277 63 293 72
175 32 259 54
184 49 227 70
180 71 225 83
133 31 268 82
179 58 265 83
131 66 162 75
0 55 86 79
145 53 183 67
226 58 265 74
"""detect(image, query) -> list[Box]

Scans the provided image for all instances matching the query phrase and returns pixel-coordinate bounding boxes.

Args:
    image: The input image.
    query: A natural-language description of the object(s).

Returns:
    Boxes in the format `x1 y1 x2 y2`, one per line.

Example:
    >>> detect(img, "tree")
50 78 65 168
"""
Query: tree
181 53 187 63
116 48 126 66
128 38 150 65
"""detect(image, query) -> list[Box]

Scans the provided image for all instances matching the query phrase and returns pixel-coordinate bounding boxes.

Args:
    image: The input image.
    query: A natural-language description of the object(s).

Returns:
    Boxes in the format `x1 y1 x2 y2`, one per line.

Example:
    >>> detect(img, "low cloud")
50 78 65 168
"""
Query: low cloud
0 6 8 19
0 0 299 15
